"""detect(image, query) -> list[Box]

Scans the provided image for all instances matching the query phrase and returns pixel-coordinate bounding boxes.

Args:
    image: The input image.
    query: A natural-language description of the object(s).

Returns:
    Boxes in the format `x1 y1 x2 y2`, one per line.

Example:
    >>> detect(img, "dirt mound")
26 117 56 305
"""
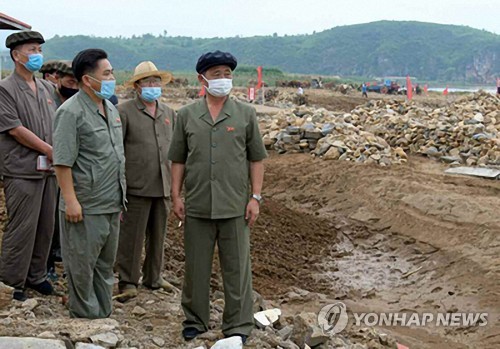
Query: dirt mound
162 199 338 298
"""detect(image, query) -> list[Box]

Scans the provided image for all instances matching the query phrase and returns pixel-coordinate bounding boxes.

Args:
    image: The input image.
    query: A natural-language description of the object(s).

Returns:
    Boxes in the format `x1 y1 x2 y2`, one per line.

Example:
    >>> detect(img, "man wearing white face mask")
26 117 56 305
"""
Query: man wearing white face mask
115 61 175 302
169 51 267 343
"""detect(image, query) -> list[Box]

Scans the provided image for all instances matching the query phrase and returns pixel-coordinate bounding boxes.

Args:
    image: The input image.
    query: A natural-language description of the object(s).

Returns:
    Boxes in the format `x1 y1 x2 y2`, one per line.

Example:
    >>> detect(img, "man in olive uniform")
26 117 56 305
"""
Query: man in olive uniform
53 49 126 319
53 60 79 108
115 61 175 301
39 60 60 85
0 31 57 301
168 51 267 343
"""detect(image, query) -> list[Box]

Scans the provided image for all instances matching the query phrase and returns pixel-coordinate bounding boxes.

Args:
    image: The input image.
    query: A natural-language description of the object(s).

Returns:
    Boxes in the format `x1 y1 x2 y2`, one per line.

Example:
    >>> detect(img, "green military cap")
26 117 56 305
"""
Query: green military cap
39 60 60 74
5 30 45 49
56 60 74 76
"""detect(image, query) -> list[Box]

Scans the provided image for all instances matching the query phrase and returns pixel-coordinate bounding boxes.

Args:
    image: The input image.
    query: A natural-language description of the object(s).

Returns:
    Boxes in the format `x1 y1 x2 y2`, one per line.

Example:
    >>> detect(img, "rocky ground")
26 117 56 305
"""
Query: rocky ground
0 88 499 349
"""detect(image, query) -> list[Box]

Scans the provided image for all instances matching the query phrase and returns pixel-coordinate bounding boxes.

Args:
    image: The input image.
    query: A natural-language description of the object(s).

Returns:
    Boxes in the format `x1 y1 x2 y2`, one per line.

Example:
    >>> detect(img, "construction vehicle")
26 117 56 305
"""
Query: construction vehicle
365 79 401 94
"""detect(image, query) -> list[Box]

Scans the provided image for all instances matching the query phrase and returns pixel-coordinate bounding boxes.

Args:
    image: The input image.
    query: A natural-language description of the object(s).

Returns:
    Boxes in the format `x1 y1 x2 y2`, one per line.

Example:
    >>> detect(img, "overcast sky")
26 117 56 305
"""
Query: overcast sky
1 0 499 43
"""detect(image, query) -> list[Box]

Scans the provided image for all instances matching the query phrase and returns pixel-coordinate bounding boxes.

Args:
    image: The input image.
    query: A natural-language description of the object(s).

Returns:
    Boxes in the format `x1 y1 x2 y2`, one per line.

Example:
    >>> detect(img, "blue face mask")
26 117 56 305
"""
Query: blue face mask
20 53 43 72
141 87 162 102
88 75 116 100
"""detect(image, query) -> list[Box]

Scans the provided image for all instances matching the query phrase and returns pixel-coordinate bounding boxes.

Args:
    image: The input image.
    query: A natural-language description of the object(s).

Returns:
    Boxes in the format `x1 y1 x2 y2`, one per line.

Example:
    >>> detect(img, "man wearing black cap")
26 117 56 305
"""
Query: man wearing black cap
169 51 267 343
0 30 57 301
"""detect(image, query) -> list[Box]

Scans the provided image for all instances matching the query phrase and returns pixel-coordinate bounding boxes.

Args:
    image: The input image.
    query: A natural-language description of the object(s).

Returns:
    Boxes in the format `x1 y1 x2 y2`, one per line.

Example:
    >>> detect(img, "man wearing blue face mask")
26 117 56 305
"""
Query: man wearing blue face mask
115 61 175 302
0 30 58 302
52 48 126 318
169 50 267 343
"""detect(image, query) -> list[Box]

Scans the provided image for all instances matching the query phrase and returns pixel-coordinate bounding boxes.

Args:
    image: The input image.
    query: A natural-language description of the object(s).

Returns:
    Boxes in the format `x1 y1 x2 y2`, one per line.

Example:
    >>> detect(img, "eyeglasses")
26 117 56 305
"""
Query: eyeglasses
139 78 162 86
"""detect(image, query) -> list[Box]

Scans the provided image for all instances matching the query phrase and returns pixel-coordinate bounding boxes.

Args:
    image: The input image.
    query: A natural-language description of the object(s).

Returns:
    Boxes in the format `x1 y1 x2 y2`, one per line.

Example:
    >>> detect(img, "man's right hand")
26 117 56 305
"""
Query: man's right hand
44 145 53 162
172 197 185 222
65 199 83 223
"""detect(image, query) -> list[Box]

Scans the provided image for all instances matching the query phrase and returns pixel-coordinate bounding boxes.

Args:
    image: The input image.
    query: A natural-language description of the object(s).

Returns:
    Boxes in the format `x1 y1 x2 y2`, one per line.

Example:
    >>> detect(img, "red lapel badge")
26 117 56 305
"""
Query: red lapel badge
226 126 235 132
165 118 171 125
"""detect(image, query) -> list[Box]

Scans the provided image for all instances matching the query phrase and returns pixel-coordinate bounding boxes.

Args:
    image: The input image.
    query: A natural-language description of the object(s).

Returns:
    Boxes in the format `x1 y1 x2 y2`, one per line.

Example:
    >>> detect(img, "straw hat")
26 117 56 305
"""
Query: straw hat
127 61 172 87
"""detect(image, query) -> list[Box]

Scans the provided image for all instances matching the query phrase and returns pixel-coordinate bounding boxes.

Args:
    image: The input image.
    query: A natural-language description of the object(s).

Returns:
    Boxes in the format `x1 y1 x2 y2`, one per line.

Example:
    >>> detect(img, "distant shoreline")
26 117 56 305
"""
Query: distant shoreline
428 87 497 93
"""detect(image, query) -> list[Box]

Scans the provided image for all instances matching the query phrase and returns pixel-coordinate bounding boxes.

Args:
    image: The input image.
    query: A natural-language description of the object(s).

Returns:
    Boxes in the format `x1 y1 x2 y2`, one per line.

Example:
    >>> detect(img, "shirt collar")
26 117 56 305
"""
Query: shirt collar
13 70 46 95
195 96 236 126
196 96 234 117
134 96 165 117
79 89 112 115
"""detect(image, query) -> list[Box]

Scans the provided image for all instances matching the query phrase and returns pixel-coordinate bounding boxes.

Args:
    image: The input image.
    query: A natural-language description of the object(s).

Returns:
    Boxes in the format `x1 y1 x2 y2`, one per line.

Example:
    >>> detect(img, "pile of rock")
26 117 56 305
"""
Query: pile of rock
261 106 407 166
0 282 13 310
260 91 500 167
353 91 499 167
249 308 398 349
0 317 123 349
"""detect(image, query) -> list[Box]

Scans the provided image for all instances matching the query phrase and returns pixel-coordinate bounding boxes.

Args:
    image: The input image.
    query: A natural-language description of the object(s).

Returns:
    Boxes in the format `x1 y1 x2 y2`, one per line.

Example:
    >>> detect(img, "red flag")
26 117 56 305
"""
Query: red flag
406 75 413 100
443 85 449 96
256 66 263 89
198 85 205 97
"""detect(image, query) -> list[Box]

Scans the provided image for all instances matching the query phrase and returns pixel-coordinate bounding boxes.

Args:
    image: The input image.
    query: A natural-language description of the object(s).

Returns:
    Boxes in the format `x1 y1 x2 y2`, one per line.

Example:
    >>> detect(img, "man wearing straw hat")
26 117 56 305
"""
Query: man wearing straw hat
115 61 176 301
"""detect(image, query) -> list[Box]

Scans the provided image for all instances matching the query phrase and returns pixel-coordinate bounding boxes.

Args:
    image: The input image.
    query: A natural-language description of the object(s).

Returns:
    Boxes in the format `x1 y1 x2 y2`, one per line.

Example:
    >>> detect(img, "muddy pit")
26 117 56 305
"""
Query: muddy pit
262 153 500 349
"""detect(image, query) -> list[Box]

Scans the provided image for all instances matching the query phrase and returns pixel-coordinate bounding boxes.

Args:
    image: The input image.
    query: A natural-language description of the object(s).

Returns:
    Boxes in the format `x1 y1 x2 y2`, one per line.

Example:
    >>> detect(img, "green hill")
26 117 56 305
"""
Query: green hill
40 21 500 83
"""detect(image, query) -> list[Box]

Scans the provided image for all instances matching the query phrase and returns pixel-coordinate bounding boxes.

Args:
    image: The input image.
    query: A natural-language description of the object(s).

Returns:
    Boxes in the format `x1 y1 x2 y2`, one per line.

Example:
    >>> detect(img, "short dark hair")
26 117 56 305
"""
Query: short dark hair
72 49 108 82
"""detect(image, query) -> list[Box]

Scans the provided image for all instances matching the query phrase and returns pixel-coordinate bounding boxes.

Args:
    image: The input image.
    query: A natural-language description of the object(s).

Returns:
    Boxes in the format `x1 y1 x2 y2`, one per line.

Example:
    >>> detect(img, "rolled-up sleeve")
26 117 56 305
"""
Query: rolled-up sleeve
53 107 79 167
0 86 22 133
168 110 188 163
246 109 268 161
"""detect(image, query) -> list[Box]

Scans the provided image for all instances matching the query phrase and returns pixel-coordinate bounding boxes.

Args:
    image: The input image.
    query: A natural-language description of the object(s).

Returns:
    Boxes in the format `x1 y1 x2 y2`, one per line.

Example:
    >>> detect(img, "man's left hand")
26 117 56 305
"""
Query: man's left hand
245 199 260 227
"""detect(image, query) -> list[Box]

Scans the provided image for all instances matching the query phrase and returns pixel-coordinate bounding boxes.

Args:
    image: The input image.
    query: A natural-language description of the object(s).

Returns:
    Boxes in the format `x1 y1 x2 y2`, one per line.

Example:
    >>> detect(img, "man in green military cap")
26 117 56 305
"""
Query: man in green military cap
40 60 60 85
53 60 79 108
47 60 79 280
168 50 267 343
0 30 57 301
53 48 126 318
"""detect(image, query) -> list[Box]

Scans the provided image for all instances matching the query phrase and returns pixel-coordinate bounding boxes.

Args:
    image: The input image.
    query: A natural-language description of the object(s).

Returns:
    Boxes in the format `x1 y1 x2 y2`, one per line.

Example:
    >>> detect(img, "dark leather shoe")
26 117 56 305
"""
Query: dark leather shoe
182 327 204 341
13 289 27 301
27 280 54 295
225 333 248 344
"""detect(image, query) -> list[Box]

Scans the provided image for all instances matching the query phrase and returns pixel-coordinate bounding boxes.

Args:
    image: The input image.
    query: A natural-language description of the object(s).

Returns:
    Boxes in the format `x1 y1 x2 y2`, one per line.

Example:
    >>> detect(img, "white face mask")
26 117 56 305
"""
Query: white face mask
202 75 233 97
